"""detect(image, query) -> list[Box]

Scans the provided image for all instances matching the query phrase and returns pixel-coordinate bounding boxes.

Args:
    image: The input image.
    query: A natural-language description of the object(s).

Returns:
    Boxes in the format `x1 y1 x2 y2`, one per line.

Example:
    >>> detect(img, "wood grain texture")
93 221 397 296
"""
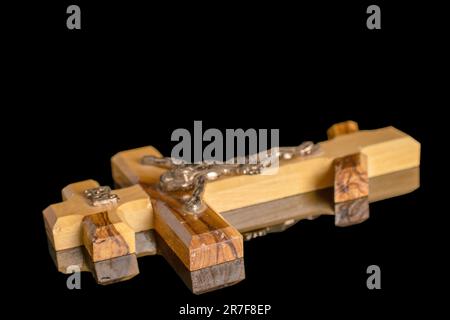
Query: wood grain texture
156 233 245 294
334 153 369 203
112 126 420 213
82 212 130 262
333 152 369 226
47 167 418 264
43 123 421 290
48 168 419 274
144 185 243 271
222 167 419 232
47 168 418 287
43 180 152 251
335 197 370 227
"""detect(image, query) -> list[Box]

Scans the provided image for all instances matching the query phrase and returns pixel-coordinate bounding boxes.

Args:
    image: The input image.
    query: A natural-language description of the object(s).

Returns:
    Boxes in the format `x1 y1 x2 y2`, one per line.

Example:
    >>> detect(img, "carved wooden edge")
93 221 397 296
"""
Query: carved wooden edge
145 185 244 272
82 212 130 262
155 233 245 294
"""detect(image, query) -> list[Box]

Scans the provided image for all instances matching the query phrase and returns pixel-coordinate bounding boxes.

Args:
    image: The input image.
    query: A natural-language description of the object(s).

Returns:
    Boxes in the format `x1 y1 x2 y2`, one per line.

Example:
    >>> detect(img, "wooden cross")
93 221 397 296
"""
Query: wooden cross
43 121 420 293
44 180 152 284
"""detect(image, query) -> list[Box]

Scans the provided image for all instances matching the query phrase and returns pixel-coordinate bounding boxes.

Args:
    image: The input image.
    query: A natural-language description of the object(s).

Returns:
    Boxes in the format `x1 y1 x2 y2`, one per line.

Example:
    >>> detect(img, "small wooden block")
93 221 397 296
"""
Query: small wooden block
144 185 243 272
334 152 370 226
156 233 245 294
327 120 359 139
82 212 131 262
334 153 369 203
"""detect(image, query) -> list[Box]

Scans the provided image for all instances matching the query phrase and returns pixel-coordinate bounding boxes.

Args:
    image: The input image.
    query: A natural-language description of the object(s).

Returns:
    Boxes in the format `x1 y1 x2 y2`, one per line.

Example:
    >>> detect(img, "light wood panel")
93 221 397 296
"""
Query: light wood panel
221 167 419 232
112 126 420 213
43 180 152 251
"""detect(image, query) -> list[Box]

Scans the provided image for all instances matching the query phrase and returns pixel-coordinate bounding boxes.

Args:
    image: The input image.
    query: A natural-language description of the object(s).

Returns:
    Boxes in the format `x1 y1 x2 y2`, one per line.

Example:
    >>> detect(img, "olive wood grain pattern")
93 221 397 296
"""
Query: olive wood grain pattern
82 211 130 262
333 152 369 226
144 185 243 271
44 122 420 291
155 233 245 294
47 168 418 287
334 153 369 203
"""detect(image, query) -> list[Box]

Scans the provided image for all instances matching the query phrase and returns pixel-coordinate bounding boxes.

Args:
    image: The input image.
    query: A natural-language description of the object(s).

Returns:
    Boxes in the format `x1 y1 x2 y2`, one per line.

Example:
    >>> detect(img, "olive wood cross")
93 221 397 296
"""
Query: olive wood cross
43 121 420 294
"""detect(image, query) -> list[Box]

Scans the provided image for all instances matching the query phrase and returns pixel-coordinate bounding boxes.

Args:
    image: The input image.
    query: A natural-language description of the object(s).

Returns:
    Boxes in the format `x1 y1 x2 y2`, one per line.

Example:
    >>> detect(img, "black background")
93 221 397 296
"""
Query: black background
6 1 446 318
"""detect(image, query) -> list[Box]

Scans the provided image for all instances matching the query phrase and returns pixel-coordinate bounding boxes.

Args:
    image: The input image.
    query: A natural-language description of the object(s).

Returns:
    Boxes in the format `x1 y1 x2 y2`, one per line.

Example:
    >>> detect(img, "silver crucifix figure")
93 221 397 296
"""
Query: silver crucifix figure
141 141 320 214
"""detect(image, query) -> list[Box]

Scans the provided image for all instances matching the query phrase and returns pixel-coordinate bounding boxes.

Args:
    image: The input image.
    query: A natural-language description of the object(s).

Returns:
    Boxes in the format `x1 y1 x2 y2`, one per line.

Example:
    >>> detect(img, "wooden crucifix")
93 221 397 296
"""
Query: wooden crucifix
43 121 420 294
